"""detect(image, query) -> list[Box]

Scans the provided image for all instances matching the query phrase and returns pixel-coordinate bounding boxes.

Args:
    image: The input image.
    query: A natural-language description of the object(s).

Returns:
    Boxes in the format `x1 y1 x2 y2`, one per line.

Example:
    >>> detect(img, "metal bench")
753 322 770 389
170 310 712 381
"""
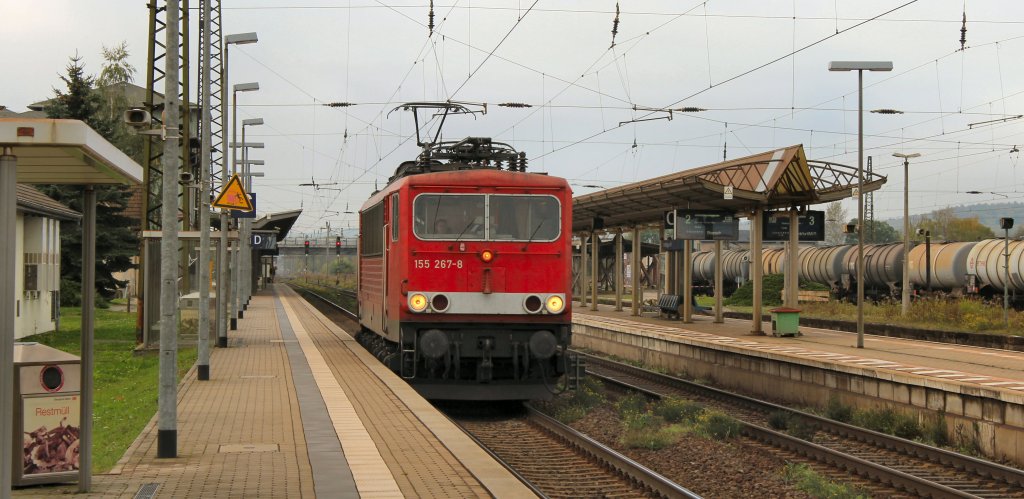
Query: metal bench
658 294 681 319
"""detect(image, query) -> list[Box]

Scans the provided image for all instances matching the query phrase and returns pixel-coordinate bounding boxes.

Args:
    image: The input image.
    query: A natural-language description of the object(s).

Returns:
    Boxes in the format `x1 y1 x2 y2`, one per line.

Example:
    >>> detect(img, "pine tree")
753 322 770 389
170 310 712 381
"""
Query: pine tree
39 53 139 305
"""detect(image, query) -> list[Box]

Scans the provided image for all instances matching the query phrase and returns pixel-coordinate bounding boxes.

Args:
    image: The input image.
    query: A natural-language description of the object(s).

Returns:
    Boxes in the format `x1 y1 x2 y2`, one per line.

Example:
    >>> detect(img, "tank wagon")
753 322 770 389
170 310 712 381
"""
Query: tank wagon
907 241 974 292
966 239 1024 294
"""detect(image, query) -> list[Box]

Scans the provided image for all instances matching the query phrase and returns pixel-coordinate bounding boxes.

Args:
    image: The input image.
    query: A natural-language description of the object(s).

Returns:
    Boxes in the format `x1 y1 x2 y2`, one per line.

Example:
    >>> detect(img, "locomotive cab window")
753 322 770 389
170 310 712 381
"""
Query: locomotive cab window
414 194 487 240
413 193 560 241
489 195 560 241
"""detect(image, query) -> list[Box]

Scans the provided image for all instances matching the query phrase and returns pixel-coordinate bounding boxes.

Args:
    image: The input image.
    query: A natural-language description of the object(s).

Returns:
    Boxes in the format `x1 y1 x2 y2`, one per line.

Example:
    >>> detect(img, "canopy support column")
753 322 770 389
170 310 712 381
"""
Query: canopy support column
682 240 693 323
631 226 641 316
714 240 724 323
1 148 16 497
786 209 800 307
590 231 598 311
751 209 765 334
614 230 623 311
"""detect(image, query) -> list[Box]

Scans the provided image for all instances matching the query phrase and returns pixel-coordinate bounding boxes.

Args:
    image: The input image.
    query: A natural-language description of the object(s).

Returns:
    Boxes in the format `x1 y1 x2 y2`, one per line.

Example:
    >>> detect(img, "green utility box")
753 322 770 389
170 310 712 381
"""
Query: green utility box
770 307 802 337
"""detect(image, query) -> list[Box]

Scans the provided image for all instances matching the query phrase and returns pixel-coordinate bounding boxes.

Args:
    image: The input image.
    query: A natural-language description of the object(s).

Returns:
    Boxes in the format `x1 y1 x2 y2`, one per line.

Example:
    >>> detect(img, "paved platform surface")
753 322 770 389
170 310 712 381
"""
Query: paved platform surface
577 301 1024 390
14 284 531 498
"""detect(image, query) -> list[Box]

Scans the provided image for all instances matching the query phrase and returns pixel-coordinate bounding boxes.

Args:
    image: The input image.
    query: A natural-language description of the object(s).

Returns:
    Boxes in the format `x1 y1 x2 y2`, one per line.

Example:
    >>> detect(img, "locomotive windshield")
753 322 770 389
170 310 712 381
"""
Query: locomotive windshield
414 193 560 242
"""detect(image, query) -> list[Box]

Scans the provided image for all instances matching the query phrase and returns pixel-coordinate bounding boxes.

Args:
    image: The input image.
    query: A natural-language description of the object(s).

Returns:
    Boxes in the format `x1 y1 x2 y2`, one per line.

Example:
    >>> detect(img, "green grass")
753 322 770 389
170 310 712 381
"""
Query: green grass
22 307 197 473
783 463 871 499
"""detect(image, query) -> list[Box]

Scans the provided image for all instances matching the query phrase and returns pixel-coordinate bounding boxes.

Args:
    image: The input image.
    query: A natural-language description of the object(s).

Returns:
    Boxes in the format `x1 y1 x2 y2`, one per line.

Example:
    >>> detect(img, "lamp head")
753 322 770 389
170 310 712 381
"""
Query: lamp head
226 32 258 45
892 152 921 159
828 61 893 72
234 82 260 93
242 118 264 127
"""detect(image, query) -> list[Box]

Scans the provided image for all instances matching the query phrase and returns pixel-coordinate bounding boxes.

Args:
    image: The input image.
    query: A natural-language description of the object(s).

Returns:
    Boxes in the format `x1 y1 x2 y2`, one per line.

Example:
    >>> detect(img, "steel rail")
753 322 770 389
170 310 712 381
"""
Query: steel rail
449 415 551 499
586 353 1024 497
524 406 702 499
290 285 358 320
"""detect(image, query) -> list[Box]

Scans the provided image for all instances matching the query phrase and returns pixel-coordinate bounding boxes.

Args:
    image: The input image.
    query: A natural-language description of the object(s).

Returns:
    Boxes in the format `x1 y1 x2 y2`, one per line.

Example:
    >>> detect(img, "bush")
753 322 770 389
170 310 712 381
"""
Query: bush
620 426 680 450
783 463 871 499
826 396 854 423
554 404 587 424
654 398 703 424
767 410 792 430
615 392 649 417
853 406 920 440
923 412 949 447
787 416 816 441
698 411 743 440
569 377 606 409
622 409 655 432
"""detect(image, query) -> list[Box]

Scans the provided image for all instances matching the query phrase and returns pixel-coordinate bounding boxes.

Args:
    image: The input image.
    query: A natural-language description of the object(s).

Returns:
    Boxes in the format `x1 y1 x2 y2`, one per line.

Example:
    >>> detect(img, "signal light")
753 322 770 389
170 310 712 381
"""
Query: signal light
480 249 494 263
304 240 310 255
335 236 341 255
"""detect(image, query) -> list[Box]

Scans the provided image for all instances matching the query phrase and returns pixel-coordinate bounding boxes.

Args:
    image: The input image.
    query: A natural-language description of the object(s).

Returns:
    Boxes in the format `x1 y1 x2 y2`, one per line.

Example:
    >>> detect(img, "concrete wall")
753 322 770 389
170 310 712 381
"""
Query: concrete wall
572 317 1024 467
15 214 61 339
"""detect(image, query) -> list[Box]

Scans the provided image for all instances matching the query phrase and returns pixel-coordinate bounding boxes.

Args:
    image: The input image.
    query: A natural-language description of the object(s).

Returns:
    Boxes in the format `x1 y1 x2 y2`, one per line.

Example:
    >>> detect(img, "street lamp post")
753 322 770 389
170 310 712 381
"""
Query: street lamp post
1001 218 1015 328
893 152 920 316
227 82 258 336
829 60 893 349
239 117 263 320
219 32 258 347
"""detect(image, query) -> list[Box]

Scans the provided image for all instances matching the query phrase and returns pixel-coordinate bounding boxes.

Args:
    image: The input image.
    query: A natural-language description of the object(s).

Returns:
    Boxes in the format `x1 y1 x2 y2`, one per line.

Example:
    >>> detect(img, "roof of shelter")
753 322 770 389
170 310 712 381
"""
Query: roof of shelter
0 118 143 185
16 184 81 221
572 144 885 232
252 209 302 240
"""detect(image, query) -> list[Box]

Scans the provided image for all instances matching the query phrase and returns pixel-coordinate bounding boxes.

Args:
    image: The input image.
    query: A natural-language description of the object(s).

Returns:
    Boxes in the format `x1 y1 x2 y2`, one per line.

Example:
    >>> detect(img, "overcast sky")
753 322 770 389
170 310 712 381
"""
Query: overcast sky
5 1 1024 236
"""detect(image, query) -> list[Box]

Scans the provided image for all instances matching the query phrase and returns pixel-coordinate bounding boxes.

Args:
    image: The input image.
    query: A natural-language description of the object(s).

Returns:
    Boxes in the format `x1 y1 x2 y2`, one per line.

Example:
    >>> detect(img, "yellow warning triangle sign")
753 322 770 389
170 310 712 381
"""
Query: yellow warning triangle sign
212 174 253 211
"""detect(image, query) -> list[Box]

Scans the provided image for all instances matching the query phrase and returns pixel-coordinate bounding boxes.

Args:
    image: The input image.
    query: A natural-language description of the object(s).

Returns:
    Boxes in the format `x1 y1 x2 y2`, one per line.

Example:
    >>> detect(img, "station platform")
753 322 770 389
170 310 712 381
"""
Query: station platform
577 303 1024 386
15 284 532 498
572 301 1024 466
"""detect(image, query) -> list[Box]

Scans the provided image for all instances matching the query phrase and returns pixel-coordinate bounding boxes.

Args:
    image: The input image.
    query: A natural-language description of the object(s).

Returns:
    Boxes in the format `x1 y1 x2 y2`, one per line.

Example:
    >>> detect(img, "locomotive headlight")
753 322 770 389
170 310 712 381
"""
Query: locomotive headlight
409 293 429 312
480 249 494 263
545 294 565 314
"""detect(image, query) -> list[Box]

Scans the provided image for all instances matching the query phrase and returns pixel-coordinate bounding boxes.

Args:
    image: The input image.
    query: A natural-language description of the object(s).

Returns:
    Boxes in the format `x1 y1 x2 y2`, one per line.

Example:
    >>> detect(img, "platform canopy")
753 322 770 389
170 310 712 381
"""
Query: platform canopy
0 118 143 184
572 144 885 232
252 209 303 240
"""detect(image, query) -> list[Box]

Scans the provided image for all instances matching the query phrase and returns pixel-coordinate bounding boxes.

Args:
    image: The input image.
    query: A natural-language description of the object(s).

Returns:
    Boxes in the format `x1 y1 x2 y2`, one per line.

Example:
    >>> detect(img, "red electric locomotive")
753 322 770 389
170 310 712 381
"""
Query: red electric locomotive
357 135 573 400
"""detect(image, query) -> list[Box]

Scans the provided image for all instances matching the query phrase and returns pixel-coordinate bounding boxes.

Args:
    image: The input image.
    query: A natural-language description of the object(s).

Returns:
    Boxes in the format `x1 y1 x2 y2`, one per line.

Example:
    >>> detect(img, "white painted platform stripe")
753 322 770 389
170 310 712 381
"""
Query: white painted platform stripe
280 297 404 497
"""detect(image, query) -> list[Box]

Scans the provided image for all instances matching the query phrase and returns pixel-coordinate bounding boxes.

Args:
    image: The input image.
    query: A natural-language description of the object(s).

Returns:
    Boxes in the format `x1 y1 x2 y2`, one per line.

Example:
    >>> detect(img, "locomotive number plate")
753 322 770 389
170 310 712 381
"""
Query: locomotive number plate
414 258 464 270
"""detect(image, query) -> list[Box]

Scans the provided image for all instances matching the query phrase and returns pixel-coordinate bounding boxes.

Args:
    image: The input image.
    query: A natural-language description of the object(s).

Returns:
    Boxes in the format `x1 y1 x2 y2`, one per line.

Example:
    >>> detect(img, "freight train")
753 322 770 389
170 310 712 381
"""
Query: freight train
356 135 573 400
686 239 1024 301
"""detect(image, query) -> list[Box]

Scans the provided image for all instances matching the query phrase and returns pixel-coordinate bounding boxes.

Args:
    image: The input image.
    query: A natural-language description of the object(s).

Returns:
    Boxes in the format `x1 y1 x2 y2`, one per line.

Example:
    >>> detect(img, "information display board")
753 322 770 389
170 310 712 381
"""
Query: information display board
674 209 740 241
762 210 825 241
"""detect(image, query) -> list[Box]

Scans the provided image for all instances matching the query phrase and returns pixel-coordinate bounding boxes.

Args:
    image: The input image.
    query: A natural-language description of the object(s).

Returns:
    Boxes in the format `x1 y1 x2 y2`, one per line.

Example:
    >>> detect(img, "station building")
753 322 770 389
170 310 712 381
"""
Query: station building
13 184 80 339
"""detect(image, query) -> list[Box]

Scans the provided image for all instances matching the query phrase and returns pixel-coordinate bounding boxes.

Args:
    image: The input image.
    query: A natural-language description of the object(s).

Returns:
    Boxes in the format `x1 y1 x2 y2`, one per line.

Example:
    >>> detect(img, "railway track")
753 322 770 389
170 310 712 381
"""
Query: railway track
290 285 357 319
294 286 698 497
584 353 1024 498
451 405 699 499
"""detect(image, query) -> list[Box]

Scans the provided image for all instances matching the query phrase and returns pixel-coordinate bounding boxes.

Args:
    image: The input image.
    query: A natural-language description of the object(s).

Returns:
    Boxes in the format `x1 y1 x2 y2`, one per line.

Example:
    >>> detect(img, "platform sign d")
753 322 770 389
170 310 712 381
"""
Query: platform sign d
213 174 253 212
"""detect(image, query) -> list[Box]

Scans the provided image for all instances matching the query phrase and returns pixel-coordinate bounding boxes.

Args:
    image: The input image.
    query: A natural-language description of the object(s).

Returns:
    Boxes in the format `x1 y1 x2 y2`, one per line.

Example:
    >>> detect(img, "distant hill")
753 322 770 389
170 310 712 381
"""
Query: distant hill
885 201 1024 234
